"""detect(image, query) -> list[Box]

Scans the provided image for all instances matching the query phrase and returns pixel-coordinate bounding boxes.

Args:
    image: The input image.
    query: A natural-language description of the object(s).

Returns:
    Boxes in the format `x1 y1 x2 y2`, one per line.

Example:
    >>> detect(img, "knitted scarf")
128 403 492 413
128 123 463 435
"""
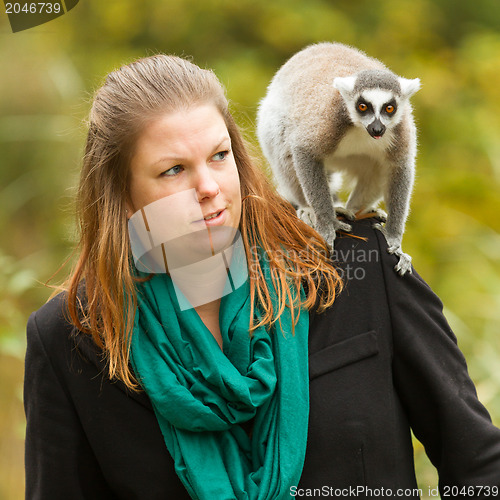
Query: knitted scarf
130 262 309 499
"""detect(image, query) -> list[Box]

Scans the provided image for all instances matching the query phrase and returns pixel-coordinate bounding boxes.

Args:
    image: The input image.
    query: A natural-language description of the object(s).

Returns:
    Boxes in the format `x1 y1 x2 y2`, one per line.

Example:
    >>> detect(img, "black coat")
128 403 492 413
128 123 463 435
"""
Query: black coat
24 220 500 499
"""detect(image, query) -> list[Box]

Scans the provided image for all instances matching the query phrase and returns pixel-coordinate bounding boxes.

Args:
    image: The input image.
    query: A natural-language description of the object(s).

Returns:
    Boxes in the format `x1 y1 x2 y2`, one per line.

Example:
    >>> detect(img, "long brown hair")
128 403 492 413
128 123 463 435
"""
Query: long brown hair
60 55 342 390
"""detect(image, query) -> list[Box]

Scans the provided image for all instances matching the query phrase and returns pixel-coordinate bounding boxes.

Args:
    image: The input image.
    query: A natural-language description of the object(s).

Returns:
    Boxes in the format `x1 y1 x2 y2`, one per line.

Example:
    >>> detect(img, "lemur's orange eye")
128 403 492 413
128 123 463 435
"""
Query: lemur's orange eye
358 103 368 112
385 105 395 114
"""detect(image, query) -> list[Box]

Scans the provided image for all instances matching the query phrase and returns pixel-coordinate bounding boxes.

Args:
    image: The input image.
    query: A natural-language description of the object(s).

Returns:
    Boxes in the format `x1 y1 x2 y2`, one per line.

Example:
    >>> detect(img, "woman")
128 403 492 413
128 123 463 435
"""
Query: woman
24 55 500 499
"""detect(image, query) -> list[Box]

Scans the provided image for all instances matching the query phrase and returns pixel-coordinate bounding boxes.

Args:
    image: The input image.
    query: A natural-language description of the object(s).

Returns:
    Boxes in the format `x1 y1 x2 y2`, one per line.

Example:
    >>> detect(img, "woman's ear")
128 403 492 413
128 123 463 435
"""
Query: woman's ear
124 195 135 220
125 205 135 220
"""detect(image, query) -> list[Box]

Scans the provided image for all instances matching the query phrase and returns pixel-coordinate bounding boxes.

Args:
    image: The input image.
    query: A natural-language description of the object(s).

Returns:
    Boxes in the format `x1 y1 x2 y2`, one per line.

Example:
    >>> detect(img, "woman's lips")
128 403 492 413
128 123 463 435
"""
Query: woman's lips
203 209 226 227
191 208 227 227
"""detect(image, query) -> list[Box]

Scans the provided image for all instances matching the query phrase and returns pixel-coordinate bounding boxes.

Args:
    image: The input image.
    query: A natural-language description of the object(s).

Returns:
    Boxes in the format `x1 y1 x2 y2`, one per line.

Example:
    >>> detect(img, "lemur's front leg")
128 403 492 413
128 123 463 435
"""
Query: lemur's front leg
292 148 351 247
374 161 414 275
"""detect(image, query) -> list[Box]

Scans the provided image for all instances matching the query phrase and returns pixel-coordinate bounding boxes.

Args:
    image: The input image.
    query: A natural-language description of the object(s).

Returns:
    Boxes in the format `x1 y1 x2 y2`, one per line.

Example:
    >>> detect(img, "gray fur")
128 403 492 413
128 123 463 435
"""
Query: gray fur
256 42 420 275
353 70 401 94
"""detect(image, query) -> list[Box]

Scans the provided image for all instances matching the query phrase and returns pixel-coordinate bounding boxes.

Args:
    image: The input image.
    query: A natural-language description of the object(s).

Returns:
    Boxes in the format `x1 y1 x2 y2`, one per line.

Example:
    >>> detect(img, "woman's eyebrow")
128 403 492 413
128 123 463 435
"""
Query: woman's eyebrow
151 155 183 166
149 135 231 167
212 136 231 151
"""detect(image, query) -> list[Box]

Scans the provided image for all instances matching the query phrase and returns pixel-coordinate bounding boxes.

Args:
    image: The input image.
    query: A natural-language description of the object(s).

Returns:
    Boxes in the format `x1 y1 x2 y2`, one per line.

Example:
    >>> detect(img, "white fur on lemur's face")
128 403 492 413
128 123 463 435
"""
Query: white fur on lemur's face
352 88 401 139
334 75 420 140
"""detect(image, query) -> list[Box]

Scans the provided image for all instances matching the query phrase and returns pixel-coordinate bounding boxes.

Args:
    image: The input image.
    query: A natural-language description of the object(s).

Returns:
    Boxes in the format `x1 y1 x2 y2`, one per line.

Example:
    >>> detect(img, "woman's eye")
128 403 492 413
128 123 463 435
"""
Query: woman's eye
162 165 183 177
212 150 229 162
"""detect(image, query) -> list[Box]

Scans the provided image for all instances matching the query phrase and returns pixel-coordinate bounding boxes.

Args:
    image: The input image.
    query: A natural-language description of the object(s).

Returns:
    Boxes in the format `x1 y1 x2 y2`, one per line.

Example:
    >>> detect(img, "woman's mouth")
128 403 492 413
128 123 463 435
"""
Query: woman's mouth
191 209 226 227
204 210 222 221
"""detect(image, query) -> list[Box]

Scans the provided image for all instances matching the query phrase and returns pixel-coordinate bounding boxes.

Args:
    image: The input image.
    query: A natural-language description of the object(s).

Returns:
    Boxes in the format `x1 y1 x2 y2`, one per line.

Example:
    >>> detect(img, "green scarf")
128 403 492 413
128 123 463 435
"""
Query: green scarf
130 260 309 500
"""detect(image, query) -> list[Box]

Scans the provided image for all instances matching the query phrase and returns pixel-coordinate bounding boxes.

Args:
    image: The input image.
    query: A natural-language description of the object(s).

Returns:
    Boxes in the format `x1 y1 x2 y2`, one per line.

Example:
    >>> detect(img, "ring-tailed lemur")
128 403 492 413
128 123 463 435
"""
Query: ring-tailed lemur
257 42 420 275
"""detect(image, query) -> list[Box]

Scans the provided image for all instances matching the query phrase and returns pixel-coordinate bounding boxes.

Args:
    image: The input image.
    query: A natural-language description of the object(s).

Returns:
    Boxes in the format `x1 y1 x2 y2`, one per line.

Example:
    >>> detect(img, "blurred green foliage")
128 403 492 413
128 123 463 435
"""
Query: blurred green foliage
1 0 499 497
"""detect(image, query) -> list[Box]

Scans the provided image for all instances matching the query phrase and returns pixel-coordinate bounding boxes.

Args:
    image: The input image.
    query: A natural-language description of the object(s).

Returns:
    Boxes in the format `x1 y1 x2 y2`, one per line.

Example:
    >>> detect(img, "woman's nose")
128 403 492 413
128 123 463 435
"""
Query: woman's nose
194 167 220 202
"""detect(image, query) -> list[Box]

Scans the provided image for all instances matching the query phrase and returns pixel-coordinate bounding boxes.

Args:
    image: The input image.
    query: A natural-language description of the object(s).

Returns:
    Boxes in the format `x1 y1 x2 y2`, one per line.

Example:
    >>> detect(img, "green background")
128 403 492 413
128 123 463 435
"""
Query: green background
1 0 499 497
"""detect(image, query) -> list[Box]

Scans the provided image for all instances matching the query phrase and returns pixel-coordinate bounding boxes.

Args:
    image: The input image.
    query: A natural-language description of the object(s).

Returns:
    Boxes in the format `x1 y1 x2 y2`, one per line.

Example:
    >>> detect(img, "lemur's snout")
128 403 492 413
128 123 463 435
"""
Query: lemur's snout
367 119 386 139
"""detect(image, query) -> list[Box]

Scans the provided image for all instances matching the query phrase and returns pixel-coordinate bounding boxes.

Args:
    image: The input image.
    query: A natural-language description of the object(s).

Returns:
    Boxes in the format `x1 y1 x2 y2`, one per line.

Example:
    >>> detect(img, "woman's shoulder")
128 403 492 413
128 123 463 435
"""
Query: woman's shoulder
28 291 73 338
333 217 445 312
27 289 100 364
26 292 79 382
332 218 437 298
332 217 395 277
334 217 388 254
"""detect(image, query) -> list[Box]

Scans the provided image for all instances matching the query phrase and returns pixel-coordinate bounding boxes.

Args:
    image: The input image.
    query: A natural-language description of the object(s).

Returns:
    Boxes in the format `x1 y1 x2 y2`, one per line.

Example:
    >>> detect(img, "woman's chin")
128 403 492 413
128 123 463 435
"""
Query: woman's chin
164 226 238 268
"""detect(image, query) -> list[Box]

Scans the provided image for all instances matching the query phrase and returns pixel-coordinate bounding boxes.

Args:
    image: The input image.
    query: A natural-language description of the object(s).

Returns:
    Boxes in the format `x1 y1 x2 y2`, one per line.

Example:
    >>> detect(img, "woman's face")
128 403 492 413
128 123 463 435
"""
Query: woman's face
126 104 242 259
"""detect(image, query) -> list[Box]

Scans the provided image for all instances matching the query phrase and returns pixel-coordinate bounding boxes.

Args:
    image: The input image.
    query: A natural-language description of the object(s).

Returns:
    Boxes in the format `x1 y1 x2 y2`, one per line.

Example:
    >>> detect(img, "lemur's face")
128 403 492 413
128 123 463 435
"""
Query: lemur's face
333 74 420 141
352 89 403 140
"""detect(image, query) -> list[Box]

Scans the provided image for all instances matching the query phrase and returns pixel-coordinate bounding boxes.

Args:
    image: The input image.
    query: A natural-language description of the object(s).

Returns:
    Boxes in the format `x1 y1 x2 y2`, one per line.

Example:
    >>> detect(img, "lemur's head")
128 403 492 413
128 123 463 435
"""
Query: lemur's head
333 69 420 140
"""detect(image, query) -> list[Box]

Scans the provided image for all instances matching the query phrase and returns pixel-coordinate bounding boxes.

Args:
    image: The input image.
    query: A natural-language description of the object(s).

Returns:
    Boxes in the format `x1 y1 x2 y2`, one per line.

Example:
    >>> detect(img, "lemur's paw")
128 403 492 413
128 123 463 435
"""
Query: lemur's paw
316 219 351 251
334 206 356 221
373 222 384 232
394 252 412 276
374 226 412 275
333 218 352 233
387 246 412 276
317 227 337 251
297 207 316 227
367 208 387 223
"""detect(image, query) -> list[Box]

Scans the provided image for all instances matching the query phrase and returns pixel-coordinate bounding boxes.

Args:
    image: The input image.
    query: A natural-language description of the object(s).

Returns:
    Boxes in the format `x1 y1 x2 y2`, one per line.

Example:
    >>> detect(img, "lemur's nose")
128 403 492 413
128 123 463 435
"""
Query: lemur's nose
367 119 386 138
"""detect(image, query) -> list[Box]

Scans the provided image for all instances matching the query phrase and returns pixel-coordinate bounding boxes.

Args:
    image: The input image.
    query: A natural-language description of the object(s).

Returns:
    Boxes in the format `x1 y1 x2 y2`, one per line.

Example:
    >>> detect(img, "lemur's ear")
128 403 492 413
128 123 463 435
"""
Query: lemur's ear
399 77 420 98
333 76 356 95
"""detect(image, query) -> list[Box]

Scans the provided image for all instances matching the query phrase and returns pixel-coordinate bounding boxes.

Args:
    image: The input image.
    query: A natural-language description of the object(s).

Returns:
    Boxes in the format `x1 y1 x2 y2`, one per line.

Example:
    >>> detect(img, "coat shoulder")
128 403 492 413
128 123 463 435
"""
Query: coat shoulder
334 218 386 253
332 218 392 277
28 291 73 342
333 218 417 282
27 288 102 369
